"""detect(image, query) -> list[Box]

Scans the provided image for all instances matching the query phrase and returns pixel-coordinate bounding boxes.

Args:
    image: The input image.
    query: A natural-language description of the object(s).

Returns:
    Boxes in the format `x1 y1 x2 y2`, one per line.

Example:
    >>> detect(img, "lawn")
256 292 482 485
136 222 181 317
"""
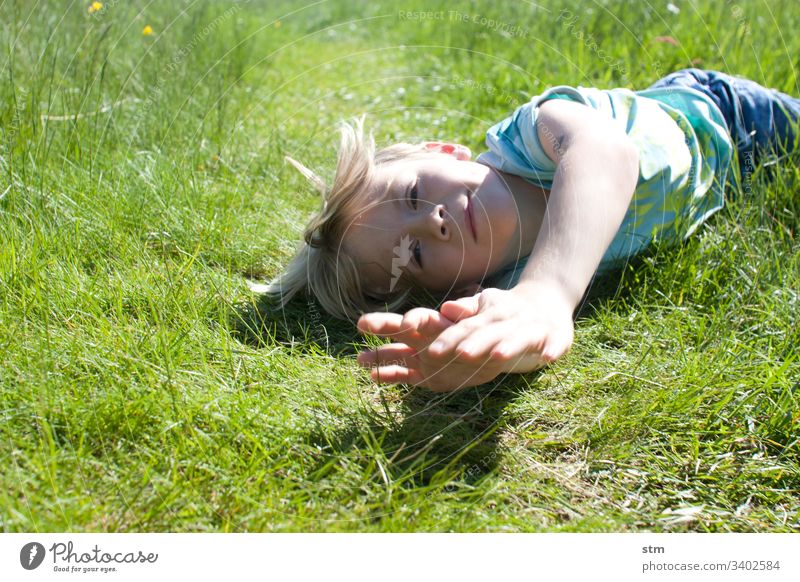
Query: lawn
1 0 797 532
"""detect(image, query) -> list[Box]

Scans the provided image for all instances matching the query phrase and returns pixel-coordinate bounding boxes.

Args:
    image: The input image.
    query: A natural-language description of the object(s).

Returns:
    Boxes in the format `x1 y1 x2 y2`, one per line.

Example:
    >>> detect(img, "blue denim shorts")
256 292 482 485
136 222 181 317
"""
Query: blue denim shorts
648 69 800 171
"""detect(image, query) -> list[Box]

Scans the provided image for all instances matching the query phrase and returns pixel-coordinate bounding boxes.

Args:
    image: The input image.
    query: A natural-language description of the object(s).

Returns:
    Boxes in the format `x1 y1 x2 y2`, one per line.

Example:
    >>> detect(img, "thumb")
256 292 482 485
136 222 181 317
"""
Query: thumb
440 293 481 322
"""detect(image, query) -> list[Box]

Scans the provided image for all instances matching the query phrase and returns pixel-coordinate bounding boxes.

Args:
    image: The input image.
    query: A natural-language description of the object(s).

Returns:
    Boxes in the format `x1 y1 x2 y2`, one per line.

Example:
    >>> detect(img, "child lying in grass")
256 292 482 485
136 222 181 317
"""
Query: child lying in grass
258 69 800 391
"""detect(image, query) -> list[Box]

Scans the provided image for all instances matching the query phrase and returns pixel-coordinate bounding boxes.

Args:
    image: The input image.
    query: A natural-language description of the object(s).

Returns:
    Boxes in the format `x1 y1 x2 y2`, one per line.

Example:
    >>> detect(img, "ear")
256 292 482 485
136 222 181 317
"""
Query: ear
423 142 472 161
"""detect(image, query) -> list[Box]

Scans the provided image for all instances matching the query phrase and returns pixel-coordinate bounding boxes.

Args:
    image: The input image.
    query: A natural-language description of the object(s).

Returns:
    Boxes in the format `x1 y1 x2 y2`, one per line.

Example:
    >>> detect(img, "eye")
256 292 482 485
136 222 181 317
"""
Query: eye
408 180 419 209
413 240 422 268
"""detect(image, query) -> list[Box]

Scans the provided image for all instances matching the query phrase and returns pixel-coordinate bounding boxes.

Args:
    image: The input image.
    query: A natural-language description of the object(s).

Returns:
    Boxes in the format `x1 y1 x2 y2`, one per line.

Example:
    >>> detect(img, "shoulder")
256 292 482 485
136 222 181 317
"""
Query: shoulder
536 97 636 163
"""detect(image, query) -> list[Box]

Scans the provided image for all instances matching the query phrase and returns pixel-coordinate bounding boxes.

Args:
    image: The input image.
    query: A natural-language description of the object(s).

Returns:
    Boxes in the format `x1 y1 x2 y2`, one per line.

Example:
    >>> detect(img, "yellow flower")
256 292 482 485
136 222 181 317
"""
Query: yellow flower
142 25 153 36
87 1 103 14
274 20 281 28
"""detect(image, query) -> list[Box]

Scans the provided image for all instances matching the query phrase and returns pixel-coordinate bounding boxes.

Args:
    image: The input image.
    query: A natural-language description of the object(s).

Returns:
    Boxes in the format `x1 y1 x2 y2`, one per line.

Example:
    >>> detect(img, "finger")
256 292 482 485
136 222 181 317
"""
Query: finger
452 323 512 362
357 343 417 367
357 312 404 335
494 323 573 365
421 367 497 392
402 308 454 340
370 365 425 386
426 314 489 357
491 331 572 372
440 294 481 322
540 326 574 363
357 312 424 346
491 336 548 371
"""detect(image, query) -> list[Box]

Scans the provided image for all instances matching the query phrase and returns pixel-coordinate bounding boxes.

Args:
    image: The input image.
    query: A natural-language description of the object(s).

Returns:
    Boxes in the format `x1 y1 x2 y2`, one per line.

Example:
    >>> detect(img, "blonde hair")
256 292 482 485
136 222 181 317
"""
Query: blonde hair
256 118 433 320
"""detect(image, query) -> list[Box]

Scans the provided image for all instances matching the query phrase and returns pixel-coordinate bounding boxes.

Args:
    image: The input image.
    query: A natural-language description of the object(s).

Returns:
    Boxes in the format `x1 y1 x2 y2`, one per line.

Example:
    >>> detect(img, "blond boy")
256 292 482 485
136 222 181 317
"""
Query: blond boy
261 69 800 391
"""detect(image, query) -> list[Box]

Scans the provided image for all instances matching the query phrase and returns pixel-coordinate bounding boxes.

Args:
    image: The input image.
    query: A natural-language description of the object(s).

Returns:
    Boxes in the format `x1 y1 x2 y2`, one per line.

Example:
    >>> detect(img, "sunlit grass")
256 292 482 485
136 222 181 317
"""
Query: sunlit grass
0 0 797 532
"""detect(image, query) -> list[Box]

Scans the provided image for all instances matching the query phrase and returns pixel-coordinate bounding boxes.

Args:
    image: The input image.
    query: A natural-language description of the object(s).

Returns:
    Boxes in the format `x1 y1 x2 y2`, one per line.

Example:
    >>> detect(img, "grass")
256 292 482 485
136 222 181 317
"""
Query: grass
0 0 797 532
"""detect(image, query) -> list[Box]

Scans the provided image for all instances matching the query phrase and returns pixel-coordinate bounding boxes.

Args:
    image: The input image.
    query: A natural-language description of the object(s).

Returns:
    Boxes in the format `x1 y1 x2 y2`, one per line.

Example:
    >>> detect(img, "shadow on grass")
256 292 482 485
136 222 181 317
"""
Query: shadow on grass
225 268 646 489
230 267 635 357
230 291 359 356
305 374 540 491
577 264 637 320
228 270 656 490
229 291 546 487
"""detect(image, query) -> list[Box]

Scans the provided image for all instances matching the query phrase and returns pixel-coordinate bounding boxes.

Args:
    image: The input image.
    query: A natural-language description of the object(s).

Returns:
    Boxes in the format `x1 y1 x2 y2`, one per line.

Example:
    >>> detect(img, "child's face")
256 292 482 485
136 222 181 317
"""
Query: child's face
343 153 524 296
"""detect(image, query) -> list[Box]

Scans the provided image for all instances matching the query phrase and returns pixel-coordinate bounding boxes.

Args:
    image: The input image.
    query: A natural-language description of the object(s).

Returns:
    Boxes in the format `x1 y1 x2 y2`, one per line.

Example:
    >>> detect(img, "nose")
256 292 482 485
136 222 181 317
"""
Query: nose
413 203 450 241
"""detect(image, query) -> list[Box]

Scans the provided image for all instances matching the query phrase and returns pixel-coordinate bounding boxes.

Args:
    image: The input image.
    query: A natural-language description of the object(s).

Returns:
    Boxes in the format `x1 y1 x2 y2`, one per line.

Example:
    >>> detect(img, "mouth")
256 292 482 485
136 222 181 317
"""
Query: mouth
465 192 478 242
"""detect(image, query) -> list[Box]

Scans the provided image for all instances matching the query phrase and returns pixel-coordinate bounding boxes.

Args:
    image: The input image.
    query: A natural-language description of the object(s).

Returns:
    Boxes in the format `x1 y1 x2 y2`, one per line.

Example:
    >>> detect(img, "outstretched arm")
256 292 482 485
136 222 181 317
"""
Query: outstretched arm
512 98 640 307
359 99 639 391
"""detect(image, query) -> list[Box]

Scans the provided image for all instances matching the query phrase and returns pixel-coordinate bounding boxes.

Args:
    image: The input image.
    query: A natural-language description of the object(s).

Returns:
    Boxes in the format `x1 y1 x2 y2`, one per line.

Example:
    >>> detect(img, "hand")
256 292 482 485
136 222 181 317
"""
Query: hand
433 283 575 370
358 307 504 392
356 284 575 391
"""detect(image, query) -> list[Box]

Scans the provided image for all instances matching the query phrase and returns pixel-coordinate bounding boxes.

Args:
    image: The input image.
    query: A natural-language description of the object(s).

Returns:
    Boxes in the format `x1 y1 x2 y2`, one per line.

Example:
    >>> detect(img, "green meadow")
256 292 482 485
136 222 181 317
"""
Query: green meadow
1 0 797 531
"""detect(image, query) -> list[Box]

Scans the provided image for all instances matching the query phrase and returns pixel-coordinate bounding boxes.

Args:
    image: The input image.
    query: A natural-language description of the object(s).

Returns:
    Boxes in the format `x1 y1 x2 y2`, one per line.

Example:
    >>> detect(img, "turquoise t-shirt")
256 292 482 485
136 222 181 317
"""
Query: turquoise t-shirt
476 84 733 289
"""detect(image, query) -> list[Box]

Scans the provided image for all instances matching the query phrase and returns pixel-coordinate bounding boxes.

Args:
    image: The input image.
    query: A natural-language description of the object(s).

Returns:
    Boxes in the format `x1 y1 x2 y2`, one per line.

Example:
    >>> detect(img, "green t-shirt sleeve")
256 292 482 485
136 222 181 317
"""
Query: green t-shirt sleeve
477 83 733 289
477 86 591 189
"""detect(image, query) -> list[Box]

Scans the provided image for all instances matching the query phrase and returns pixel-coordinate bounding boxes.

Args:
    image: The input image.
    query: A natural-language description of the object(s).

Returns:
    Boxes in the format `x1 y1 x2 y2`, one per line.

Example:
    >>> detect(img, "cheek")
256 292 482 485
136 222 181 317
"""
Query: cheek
480 176 519 233
444 246 488 281
421 247 464 290
483 203 518 251
441 240 469 262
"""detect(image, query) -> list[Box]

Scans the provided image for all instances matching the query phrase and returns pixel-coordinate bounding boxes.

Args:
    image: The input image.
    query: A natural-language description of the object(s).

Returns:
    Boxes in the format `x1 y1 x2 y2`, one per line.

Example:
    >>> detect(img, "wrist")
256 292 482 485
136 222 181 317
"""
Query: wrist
511 278 580 312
